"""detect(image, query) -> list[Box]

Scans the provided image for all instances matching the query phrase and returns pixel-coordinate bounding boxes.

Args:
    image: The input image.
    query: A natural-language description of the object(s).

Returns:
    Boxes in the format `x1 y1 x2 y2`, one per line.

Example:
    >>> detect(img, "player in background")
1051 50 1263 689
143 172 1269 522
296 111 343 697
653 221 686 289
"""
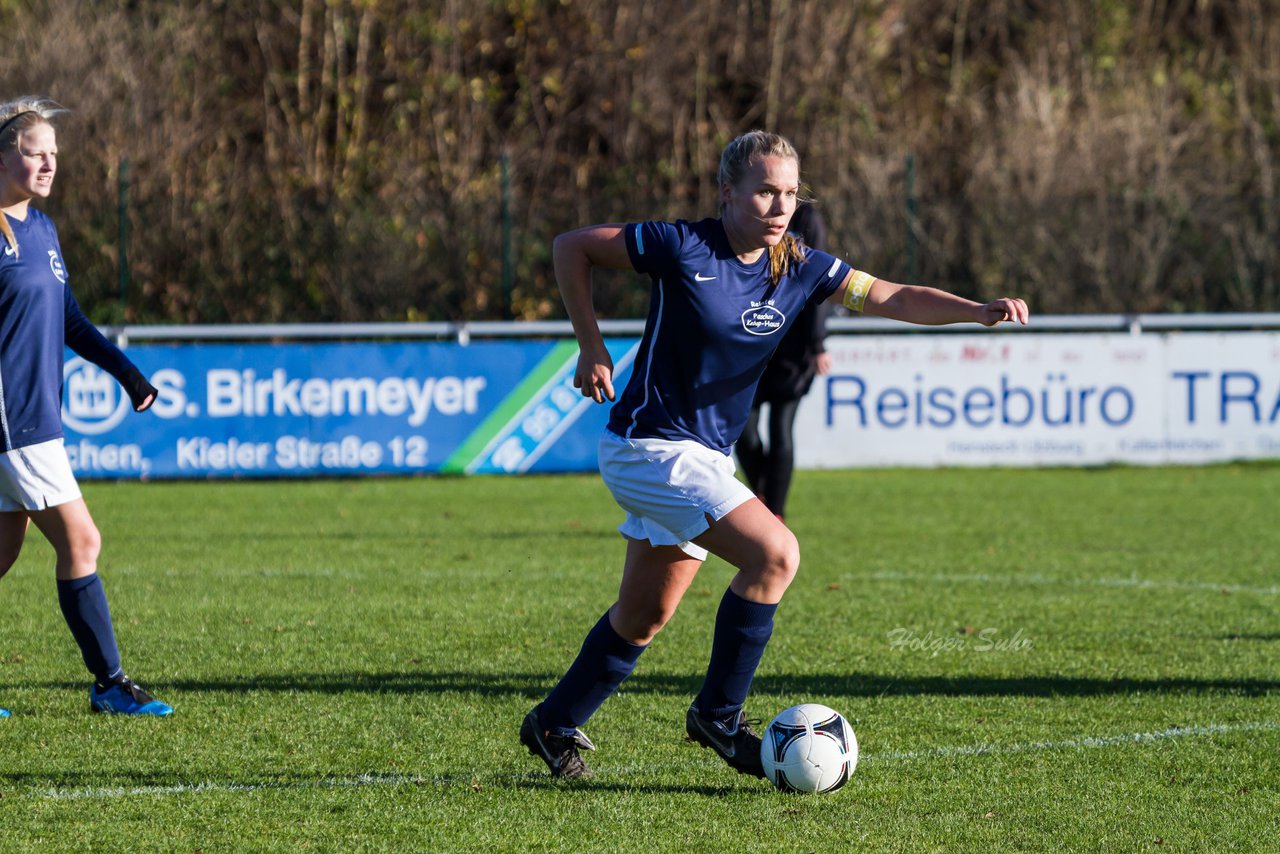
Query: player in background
0 97 172 717
521 130 1027 778
734 200 831 521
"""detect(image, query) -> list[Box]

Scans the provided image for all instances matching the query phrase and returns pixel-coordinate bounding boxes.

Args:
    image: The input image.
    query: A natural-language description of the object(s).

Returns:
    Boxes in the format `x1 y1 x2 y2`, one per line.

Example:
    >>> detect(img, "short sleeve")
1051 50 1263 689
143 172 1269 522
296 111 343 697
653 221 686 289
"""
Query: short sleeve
806 249 853 305
624 221 685 278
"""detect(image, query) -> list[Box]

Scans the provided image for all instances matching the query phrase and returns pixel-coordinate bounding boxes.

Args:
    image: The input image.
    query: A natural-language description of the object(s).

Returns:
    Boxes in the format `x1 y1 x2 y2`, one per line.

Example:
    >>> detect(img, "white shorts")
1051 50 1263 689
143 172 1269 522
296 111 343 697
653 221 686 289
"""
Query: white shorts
598 429 755 560
0 439 82 512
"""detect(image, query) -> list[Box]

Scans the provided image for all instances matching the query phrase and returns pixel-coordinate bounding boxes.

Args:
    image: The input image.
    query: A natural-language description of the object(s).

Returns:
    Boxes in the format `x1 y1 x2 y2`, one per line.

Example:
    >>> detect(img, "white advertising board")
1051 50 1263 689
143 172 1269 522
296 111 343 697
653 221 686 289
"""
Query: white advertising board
794 332 1280 467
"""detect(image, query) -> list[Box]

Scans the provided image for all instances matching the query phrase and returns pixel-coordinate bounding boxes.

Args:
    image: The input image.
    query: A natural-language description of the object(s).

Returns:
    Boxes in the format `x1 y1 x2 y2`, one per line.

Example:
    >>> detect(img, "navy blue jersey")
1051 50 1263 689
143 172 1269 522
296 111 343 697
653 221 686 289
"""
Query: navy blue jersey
0 209 136 452
608 218 851 453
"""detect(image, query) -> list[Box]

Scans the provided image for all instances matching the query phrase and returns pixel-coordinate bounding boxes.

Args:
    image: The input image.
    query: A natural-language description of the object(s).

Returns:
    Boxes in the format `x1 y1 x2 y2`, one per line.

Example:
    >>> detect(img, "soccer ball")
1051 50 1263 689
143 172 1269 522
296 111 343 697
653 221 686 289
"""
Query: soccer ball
760 703 858 793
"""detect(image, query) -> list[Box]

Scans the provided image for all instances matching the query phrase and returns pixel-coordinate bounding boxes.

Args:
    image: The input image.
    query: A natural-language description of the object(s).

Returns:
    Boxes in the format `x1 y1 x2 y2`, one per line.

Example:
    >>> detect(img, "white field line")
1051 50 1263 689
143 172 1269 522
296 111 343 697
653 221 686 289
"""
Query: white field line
36 720 1279 801
41 772 443 801
861 720 1280 763
868 571 1280 596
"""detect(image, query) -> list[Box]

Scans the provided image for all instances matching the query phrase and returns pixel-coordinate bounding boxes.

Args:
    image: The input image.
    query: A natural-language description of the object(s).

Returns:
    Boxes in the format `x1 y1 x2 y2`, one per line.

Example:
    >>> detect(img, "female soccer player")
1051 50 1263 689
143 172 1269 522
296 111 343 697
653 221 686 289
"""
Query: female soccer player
735 200 832 521
520 130 1027 778
0 97 172 717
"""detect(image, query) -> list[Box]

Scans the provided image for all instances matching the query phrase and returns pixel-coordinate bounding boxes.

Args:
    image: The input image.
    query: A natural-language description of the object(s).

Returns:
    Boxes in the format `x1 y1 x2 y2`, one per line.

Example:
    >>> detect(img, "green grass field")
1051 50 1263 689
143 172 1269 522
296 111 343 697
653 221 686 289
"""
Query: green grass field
1 465 1277 851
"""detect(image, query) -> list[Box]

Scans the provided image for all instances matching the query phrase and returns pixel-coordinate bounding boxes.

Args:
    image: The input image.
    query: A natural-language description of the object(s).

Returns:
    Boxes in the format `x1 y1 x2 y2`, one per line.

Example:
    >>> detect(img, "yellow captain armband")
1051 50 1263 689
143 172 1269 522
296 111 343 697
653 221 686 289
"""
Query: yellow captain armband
842 270 876 313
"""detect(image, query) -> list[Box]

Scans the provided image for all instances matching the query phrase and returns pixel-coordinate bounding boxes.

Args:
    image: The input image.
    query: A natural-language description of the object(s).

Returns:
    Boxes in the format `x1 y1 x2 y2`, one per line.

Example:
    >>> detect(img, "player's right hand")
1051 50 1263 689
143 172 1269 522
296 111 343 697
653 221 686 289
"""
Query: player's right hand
575 349 615 403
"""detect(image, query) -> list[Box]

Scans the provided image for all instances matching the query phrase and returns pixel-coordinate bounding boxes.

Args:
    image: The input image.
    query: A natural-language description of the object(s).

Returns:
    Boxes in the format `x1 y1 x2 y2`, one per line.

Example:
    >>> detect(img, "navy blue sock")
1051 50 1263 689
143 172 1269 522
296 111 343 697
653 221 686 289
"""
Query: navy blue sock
57 575 123 687
695 588 778 721
539 610 647 733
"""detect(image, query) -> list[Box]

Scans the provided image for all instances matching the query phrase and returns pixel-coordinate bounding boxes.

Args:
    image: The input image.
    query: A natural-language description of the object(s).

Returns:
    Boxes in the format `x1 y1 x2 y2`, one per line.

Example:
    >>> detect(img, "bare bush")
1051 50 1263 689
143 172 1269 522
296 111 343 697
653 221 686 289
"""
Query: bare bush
1 0 1275 322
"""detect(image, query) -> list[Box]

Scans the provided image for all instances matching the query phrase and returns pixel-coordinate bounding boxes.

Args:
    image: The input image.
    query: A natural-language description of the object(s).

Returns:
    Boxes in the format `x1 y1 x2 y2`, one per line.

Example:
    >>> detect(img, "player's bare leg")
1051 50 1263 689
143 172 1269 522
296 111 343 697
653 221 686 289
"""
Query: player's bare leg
0 512 29 580
0 512 28 718
610 538 703 643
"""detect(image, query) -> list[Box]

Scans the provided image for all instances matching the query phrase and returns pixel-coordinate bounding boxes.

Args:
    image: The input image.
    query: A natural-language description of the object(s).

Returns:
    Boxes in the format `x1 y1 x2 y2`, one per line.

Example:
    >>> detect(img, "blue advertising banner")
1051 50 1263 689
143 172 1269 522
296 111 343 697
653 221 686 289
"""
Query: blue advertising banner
65 330 1277 479
62 340 640 479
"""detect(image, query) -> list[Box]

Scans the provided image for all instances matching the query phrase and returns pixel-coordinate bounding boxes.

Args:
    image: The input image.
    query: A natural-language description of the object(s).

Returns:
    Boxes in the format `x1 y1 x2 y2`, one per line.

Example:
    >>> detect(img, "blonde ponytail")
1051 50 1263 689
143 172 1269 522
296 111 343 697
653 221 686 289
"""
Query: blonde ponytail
768 233 806 287
0 216 15 257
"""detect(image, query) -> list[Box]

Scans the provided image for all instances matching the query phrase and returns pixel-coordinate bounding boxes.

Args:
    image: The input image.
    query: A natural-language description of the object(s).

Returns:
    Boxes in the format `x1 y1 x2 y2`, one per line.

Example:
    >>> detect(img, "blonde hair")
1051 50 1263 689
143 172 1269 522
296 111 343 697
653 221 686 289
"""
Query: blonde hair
718 130 808 286
0 96 67 258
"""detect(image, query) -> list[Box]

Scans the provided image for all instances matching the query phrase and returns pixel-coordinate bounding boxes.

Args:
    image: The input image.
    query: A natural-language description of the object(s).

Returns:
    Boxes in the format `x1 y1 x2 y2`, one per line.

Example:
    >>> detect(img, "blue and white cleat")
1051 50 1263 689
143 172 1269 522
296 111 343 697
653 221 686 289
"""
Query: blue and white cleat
0 706 10 718
90 677 174 716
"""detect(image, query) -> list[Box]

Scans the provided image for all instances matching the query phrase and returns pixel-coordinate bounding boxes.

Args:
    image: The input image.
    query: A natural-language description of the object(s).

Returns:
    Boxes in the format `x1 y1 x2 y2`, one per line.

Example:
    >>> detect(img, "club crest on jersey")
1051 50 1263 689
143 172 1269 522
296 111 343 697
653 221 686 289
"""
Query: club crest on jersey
741 300 786 336
48 249 66 283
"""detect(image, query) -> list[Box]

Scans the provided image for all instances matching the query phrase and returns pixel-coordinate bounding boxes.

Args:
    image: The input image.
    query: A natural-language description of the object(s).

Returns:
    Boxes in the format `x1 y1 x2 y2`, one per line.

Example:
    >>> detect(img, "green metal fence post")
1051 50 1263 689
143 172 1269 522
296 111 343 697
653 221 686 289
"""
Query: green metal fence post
118 155 130 309
906 151 918 283
501 151 513 320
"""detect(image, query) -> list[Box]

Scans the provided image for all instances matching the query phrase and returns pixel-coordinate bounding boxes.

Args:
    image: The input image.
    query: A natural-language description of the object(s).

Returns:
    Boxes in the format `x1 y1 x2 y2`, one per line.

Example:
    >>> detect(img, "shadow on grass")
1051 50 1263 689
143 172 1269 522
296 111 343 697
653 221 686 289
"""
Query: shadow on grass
513 777 739 796
34 670 1280 698
3 767 739 799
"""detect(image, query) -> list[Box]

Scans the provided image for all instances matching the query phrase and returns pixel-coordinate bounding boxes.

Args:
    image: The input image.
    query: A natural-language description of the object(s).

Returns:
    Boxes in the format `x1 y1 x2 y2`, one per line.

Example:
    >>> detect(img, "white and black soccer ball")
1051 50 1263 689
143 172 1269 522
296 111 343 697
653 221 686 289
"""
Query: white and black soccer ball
760 703 858 793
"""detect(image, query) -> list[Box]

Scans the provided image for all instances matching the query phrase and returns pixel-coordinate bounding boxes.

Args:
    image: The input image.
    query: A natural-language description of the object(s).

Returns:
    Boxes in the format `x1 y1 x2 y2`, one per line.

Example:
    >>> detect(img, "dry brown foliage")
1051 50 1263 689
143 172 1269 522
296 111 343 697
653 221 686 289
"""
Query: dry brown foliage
2 0 1276 322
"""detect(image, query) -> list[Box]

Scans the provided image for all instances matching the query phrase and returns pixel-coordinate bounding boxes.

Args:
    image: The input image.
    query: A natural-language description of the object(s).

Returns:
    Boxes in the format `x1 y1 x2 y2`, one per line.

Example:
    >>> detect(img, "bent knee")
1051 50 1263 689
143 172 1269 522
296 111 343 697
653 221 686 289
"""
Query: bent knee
67 525 103 567
747 529 801 593
0 539 24 577
612 604 677 646
766 529 801 578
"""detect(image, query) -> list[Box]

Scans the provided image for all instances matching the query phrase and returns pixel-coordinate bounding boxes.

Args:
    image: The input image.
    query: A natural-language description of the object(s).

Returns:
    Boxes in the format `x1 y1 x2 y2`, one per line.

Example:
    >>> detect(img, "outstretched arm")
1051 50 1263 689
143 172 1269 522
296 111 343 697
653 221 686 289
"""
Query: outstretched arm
63 286 157 411
830 272 1029 327
554 224 634 403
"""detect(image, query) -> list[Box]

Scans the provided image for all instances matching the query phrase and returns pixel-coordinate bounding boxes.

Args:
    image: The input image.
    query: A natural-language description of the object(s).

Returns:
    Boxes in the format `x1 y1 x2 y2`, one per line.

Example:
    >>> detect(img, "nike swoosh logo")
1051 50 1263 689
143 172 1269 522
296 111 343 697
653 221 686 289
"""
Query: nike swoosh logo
3 245 14 257
707 723 736 756
694 273 716 281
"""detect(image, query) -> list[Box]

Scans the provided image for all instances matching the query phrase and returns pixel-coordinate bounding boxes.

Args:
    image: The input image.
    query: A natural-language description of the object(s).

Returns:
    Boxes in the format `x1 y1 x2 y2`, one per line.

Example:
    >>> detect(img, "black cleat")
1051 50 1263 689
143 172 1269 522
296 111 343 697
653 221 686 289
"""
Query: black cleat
685 703 766 778
520 707 595 779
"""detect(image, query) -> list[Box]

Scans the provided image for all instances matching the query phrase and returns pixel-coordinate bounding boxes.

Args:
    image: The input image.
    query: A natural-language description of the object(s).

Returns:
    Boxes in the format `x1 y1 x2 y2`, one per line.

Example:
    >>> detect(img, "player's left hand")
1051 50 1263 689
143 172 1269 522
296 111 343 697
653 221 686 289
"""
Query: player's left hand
122 367 159 412
976 297 1029 327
